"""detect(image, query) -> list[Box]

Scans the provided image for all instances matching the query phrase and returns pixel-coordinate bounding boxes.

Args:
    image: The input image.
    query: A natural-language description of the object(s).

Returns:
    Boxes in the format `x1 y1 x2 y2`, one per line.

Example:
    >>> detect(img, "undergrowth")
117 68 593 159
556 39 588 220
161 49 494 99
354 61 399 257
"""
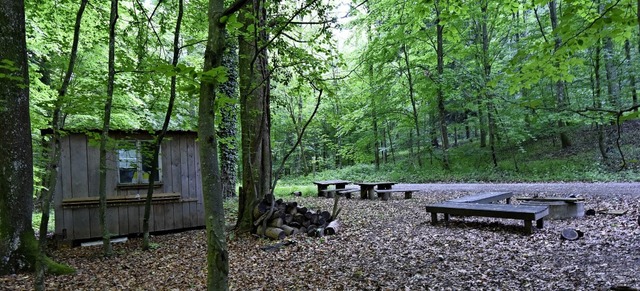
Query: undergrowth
278 123 640 186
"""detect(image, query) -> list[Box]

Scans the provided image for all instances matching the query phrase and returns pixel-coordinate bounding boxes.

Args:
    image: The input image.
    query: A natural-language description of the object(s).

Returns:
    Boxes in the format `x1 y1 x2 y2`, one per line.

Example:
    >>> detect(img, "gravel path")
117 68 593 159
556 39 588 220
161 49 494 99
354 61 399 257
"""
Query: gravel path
395 182 640 197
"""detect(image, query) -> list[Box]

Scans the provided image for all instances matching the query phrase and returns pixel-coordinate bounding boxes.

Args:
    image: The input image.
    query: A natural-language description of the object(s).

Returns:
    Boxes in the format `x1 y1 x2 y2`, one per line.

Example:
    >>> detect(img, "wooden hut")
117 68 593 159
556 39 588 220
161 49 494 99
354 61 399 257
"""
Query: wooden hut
49 130 204 242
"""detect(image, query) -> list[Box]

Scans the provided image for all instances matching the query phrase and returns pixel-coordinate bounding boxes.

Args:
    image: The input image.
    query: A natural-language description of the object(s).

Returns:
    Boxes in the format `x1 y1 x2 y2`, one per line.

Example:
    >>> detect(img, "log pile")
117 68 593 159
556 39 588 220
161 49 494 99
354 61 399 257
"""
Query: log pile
253 195 341 240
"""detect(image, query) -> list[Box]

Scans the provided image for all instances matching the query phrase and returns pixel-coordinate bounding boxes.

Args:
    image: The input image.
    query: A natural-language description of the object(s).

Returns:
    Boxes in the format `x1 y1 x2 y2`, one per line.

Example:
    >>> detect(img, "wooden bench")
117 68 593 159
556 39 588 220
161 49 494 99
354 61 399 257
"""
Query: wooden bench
425 202 549 234
448 191 514 204
515 197 585 203
374 189 419 200
313 180 351 197
321 188 358 199
516 197 585 219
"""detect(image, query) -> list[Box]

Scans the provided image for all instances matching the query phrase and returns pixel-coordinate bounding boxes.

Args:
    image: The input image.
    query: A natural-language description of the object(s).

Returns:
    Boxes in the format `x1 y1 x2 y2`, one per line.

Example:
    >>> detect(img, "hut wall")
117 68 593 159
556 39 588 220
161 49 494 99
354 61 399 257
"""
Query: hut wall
53 132 204 241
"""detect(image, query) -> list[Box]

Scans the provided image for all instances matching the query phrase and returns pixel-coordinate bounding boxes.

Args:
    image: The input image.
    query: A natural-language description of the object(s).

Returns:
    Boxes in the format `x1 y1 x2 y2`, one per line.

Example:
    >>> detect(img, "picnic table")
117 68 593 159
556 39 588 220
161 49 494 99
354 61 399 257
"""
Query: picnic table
313 180 351 197
356 182 396 199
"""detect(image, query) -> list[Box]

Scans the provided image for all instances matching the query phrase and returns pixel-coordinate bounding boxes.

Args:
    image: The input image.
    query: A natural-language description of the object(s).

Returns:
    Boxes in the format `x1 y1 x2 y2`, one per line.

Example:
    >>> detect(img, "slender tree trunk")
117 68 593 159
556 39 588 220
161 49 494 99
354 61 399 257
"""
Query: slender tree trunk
402 44 422 167
34 0 88 287
385 120 396 163
218 32 239 199
477 0 498 167
625 40 638 110
435 0 450 170
549 0 571 148
370 62 380 170
477 97 487 147
98 0 119 257
604 36 620 108
594 40 608 159
142 0 183 250
636 0 640 111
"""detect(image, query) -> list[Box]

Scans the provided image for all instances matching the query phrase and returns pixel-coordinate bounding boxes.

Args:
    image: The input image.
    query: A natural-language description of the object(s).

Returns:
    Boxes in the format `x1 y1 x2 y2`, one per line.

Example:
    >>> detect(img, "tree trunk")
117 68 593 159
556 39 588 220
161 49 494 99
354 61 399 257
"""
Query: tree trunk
549 0 571 148
98 0 119 257
594 39 608 159
624 40 638 110
477 0 498 167
237 0 272 233
402 44 422 167
218 32 239 199
604 36 620 109
142 0 183 251
34 0 88 287
435 1 450 170
0 0 38 274
199 0 235 289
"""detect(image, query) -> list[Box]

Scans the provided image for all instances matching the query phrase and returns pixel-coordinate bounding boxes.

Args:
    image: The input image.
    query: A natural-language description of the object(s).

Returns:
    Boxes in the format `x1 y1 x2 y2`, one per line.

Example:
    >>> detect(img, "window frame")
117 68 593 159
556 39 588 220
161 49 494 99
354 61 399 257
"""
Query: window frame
117 140 162 185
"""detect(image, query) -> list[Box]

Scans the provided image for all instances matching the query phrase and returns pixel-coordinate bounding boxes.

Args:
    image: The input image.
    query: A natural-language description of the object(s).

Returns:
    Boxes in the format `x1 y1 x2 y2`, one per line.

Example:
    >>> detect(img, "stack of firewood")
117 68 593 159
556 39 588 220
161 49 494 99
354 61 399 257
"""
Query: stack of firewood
253 195 340 240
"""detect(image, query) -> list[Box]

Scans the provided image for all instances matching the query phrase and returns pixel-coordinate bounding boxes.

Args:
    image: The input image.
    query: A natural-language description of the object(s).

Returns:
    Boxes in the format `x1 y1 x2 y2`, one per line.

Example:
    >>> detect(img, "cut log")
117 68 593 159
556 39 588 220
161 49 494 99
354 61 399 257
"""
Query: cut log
281 225 297 236
268 217 283 228
316 217 327 227
319 210 331 221
297 206 308 215
289 221 301 228
284 214 293 224
253 199 271 216
325 220 341 235
293 213 305 224
560 228 583 241
307 227 323 237
286 204 297 215
253 211 271 227
257 226 285 240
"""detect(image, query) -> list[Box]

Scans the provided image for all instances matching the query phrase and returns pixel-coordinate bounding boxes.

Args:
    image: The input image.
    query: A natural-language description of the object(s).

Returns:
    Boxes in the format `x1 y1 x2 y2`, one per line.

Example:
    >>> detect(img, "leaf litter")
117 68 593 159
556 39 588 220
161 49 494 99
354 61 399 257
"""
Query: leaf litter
1 189 639 290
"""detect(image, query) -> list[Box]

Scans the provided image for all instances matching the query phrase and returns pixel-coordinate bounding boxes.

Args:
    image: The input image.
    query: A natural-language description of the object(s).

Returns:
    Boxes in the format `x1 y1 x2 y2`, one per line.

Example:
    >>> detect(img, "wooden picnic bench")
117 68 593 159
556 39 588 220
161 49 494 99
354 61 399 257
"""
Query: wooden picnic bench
356 182 396 199
425 202 549 234
448 191 514 204
374 189 419 200
320 188 359 199
313 180 351 197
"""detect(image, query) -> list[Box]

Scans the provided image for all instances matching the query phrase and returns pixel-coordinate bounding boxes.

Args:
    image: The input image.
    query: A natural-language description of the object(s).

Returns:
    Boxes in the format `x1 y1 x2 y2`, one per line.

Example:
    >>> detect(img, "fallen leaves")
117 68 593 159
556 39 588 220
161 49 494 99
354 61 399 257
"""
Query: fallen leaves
1 189 639 290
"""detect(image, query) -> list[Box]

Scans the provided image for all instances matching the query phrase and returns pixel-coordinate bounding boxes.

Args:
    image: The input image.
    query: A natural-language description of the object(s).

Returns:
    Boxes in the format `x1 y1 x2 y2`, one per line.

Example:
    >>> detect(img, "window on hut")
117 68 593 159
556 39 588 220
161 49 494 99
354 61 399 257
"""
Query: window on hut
117 141 162 184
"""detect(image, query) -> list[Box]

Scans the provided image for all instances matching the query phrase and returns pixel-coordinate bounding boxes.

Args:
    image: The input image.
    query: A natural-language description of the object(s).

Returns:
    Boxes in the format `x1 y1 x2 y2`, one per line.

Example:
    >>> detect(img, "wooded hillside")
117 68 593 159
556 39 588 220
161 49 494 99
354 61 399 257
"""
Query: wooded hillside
24 0 640 183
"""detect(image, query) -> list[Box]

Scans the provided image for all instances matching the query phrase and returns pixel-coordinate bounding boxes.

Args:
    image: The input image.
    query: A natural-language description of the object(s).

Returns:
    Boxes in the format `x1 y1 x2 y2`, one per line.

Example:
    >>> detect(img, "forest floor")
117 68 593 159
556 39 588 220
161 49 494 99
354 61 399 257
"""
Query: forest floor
2 183 640 290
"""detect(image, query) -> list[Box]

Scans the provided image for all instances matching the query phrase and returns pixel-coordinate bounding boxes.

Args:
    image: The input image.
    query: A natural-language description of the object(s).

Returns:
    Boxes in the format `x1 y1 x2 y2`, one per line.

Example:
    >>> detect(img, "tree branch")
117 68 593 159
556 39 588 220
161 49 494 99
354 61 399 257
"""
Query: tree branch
271 88 323 192
223 0 250 17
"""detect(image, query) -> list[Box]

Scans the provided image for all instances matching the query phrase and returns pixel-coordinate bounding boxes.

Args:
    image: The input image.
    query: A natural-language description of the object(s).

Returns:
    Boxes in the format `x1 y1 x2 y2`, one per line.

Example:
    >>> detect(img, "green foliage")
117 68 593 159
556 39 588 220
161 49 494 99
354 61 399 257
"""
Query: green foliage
32 211 55 233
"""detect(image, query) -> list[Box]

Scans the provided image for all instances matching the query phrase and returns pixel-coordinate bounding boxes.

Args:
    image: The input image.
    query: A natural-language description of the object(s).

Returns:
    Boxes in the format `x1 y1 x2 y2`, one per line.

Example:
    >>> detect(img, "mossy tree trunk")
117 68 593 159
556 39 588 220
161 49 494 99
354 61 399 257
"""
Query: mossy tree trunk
0 0 72 276
218 32 239 199
0 0 38 274
199 0 249 288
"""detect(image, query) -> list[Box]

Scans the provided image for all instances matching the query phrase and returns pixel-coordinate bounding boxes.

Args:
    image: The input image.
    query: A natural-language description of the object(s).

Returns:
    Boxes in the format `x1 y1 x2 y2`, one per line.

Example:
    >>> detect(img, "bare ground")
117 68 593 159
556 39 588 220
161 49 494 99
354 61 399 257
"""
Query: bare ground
1 183 639 290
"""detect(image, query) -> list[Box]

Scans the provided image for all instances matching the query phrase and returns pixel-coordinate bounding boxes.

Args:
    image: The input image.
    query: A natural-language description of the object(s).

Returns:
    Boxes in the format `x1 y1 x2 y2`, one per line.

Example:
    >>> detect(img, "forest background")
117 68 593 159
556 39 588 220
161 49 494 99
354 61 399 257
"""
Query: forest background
23 0 640 190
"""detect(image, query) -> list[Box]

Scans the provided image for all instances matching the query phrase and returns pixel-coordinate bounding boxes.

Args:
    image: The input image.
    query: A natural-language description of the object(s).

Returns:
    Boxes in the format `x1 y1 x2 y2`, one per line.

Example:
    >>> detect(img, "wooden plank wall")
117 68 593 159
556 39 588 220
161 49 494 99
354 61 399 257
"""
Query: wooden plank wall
53 132 204 241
